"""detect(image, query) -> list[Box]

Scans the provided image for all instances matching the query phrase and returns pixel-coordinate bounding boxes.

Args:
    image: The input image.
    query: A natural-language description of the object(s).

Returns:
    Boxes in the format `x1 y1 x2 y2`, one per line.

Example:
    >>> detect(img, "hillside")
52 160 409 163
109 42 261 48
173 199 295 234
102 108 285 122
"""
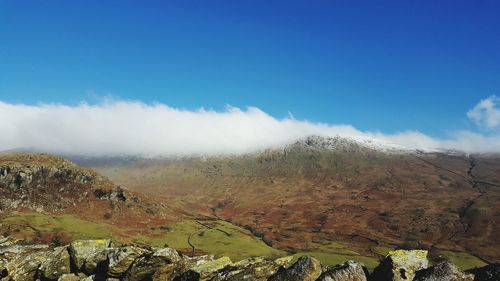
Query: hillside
1 136 498 270
86 137 499 267
0 153 287 262
0 153 177 246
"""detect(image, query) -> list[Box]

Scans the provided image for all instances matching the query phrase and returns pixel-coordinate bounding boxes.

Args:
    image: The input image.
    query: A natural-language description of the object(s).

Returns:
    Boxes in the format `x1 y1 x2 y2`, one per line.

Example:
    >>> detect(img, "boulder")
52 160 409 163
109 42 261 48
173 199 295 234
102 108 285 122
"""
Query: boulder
68 239 111 275
466 264 500 281
40 246 72 280
317 260 368 281
0 236 18 247
211 256 295 281
58 273 83 281
174 256 233 280
123 247 181 281
268 256 322 281
150 263 179 281
3 250 49 281
0 243 49 281
107 246 149 278
413 261 474 281
370 249 429 281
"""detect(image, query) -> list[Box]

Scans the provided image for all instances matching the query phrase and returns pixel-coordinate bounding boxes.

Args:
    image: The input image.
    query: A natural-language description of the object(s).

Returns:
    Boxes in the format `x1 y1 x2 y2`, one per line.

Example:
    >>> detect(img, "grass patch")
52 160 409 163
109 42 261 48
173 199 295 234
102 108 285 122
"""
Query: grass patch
292 251 379 270
132 220 283 261
2 213 114 240
370 245 394 256
291 240 379 270
2 214 281 262
437 250 488 270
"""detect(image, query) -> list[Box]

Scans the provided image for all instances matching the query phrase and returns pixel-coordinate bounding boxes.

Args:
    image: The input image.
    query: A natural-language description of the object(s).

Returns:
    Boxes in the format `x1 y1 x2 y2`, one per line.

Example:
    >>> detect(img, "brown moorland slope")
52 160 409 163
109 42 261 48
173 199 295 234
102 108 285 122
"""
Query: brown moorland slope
0 153 176 244
89 137 500 264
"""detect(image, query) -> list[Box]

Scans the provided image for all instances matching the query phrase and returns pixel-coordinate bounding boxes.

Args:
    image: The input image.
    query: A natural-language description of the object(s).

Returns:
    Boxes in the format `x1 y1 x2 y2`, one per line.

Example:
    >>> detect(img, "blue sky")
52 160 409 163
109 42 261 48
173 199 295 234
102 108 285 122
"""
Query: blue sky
0 0 499 138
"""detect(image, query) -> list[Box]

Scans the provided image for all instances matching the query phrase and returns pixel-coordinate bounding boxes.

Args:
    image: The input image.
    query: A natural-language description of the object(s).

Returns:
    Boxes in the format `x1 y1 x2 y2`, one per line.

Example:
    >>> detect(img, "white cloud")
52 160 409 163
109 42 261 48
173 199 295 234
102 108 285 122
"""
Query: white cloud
467 95 500 130
0 99 499 156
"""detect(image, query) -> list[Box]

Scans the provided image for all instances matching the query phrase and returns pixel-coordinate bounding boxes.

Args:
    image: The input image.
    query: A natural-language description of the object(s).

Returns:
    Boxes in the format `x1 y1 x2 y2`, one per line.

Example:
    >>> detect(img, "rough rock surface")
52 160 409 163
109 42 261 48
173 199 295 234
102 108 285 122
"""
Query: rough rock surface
268 256 322 281
124 247 181 281
466 264 500 281
39 246 72 280
0 153 133 214
413 261 474 281
1 237 497 281
68 239 112 275
107 246 149 278
317 260 368 281
370 250 429 281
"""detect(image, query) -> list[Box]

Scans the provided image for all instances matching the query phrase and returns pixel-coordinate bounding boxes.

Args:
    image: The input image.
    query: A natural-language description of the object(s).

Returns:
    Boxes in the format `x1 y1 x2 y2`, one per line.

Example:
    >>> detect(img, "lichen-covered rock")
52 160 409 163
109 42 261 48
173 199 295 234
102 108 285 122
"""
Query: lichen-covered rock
175 256 233 280
0 242 50 281
3 249 49 281
413 261 474 281
317 260 368 281
370 249 429 281
1 237 490 281
107 246 149 278
150 263 179 281
466 263 500 281
211 256 295 281
40 246 72 280
68 239 111 275
0 236 18 248
268 256 322 281
123 247 181 281
58 273 83 281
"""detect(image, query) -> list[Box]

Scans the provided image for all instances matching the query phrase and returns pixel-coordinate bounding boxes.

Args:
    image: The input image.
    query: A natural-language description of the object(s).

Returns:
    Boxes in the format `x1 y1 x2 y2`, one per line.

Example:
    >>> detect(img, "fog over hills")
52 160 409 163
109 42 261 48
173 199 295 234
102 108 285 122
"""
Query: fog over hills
1 98 500 156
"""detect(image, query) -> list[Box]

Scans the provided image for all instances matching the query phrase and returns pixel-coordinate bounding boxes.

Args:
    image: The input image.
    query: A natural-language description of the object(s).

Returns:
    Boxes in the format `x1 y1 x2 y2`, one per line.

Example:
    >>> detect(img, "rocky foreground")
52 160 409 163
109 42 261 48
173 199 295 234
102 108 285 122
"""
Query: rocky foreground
0 237 498 281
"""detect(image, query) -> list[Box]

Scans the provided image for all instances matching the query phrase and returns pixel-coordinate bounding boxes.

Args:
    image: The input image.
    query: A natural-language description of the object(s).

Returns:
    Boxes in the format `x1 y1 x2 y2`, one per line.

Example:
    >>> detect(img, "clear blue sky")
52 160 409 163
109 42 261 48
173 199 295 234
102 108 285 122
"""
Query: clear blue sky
0 1 499 137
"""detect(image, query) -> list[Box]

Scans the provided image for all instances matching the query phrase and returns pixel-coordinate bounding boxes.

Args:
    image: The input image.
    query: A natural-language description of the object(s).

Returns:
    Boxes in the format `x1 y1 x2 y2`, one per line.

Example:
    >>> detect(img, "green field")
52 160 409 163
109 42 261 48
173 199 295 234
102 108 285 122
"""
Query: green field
291 241 380 270
2 213 114 239
1 213 489 270
1 213 283 261
292 251 379 270
438 250 488 270
132 219 284 261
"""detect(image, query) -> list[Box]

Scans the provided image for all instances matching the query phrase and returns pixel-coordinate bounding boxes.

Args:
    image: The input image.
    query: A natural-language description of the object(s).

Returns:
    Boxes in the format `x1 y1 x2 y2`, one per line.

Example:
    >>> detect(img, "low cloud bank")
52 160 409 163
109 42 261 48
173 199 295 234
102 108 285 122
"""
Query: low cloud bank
0 99 499 156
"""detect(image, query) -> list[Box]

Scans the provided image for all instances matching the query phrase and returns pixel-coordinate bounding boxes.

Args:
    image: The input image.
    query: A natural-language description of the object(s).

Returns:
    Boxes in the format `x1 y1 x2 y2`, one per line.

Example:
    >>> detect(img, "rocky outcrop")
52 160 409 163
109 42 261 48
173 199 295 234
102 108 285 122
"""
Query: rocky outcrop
317 260 368 281
370 250 428 281
39 246 72 280
0 153 121 212
466 264 500 281
0 237 495 281
0 153 159 231
268 256 322 281
124 247 181 281
68 239 112 275
413 261 474 281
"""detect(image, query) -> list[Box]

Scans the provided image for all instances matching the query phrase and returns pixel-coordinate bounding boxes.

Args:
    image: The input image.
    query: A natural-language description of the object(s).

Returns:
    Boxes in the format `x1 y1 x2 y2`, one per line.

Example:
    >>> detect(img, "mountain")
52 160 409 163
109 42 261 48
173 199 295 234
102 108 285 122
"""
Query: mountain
1 136 498 271
81 136 499 266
